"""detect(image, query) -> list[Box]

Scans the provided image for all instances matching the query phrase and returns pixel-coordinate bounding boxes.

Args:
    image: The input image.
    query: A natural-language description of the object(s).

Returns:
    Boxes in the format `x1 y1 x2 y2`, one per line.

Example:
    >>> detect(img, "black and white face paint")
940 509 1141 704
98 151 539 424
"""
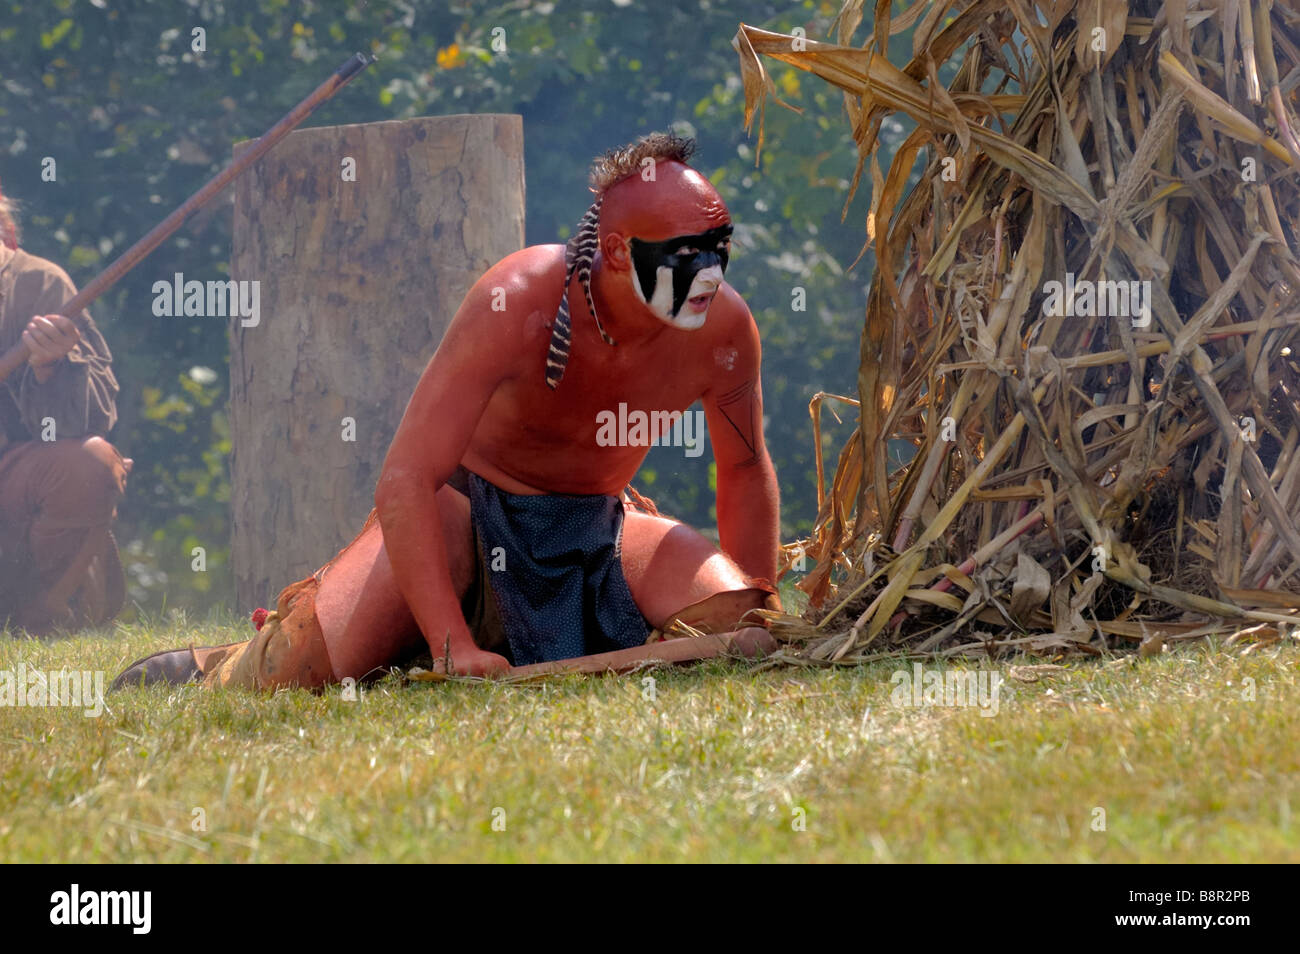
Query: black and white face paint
628 225 732 329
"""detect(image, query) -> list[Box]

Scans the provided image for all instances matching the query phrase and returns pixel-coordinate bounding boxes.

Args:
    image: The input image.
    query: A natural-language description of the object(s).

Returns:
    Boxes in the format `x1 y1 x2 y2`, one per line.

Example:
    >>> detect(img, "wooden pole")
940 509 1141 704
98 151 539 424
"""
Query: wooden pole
407 628 780 682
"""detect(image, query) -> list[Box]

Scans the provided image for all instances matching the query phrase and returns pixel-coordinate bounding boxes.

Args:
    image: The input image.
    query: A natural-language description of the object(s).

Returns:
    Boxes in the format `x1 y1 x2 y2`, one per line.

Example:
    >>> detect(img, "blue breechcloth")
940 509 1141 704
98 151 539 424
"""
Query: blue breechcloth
464 470 651 665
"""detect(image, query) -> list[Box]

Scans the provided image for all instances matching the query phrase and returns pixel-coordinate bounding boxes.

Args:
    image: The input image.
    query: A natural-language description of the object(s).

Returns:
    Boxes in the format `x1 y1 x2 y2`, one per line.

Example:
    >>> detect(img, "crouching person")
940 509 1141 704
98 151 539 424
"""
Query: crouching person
114 132 780 690
0 178 129 633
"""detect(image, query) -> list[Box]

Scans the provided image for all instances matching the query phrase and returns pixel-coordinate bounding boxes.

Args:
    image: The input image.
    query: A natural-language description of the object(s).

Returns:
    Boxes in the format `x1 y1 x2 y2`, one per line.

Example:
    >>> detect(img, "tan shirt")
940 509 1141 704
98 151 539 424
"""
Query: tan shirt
0 245 118 454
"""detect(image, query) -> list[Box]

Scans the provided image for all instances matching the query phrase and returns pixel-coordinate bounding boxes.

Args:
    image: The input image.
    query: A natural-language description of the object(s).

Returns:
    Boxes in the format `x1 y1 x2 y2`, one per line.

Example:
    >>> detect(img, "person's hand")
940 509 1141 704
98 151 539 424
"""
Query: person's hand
430 644 512 678
23 315 80 382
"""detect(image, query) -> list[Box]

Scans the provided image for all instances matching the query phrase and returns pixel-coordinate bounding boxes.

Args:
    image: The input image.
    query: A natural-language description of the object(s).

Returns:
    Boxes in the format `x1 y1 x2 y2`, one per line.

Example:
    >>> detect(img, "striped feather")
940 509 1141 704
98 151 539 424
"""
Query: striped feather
545 195 614 389
574 195 615 345
543 227 580 389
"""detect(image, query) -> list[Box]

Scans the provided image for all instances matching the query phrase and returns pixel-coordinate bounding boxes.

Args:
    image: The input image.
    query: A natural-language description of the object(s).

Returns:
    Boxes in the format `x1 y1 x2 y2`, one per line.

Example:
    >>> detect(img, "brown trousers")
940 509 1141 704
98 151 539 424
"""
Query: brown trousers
0 436 128 632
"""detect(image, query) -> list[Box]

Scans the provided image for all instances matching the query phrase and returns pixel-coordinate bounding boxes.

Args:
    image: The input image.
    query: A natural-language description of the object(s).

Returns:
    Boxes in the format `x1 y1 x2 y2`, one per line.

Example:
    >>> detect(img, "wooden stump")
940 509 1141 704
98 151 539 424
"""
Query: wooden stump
230 114 524 611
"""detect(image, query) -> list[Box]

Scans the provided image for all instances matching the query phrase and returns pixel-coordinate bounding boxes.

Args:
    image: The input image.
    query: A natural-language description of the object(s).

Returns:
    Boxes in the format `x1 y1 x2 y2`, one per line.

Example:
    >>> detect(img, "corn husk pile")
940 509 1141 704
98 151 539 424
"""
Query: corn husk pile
735 0 1300 660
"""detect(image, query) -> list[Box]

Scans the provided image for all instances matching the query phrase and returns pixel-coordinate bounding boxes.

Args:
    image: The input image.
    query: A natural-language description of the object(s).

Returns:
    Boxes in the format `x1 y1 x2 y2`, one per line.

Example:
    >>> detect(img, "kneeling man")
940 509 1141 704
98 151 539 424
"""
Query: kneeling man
0 177 129 634
116 132 780 688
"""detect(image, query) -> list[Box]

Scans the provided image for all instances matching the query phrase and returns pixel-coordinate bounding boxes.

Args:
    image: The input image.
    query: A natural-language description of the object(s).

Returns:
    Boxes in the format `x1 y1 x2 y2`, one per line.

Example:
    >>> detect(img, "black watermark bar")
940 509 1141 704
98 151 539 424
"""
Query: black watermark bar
6 864 1279 942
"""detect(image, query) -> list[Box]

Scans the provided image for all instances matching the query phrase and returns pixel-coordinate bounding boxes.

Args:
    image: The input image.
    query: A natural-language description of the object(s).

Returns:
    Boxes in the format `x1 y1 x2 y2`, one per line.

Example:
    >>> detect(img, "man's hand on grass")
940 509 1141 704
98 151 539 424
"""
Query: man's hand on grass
431 643 512 678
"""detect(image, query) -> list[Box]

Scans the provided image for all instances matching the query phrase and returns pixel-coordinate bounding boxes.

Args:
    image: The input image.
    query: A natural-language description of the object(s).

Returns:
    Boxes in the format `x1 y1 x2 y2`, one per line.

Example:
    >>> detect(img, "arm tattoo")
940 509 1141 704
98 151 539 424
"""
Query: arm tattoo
716 378 760 467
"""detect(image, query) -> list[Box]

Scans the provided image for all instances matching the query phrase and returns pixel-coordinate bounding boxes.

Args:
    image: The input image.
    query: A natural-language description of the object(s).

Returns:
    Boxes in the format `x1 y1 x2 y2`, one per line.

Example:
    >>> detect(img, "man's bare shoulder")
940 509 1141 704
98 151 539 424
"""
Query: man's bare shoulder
705 281 762 350
481 243 566 297
458 244 565 331
437 244 566 379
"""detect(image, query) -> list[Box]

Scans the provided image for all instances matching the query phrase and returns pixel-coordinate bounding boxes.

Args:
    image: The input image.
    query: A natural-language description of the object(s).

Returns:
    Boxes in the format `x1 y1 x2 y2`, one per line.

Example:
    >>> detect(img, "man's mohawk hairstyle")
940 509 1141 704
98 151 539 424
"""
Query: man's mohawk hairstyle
588 132 697 194
546 132 698 390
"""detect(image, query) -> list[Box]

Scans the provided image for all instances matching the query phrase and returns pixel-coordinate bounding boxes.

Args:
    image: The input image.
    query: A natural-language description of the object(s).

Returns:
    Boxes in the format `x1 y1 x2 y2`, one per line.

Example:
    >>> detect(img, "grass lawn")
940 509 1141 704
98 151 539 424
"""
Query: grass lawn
1 616 1297 862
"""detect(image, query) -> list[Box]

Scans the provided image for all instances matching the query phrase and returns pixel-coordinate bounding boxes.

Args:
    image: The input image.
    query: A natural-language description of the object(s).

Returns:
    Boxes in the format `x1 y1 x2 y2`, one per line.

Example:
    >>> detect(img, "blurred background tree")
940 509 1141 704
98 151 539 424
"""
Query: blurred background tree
0 0 906 616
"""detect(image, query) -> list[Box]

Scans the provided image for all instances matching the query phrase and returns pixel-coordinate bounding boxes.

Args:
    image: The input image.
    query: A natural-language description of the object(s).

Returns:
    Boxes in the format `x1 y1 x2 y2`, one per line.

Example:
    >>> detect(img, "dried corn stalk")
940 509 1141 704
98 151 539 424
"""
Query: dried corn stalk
737 0 1300 659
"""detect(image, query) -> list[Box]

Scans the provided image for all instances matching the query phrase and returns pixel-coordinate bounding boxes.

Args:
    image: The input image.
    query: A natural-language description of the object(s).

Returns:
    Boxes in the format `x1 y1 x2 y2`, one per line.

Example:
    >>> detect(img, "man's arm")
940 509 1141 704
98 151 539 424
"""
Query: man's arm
12 265 119 440
701 292 780 595
373 255 531 675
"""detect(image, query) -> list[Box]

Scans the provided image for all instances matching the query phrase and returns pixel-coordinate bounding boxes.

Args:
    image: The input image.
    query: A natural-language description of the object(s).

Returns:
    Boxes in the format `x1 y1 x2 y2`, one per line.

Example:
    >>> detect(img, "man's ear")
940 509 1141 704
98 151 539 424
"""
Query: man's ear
601 232 632 271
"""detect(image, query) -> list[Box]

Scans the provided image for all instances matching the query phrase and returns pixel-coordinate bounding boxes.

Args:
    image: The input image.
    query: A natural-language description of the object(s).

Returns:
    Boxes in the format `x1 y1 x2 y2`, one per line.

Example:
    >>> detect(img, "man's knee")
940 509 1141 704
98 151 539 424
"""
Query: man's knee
44 437 128 524
622 512 757 626
72 436 128 496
